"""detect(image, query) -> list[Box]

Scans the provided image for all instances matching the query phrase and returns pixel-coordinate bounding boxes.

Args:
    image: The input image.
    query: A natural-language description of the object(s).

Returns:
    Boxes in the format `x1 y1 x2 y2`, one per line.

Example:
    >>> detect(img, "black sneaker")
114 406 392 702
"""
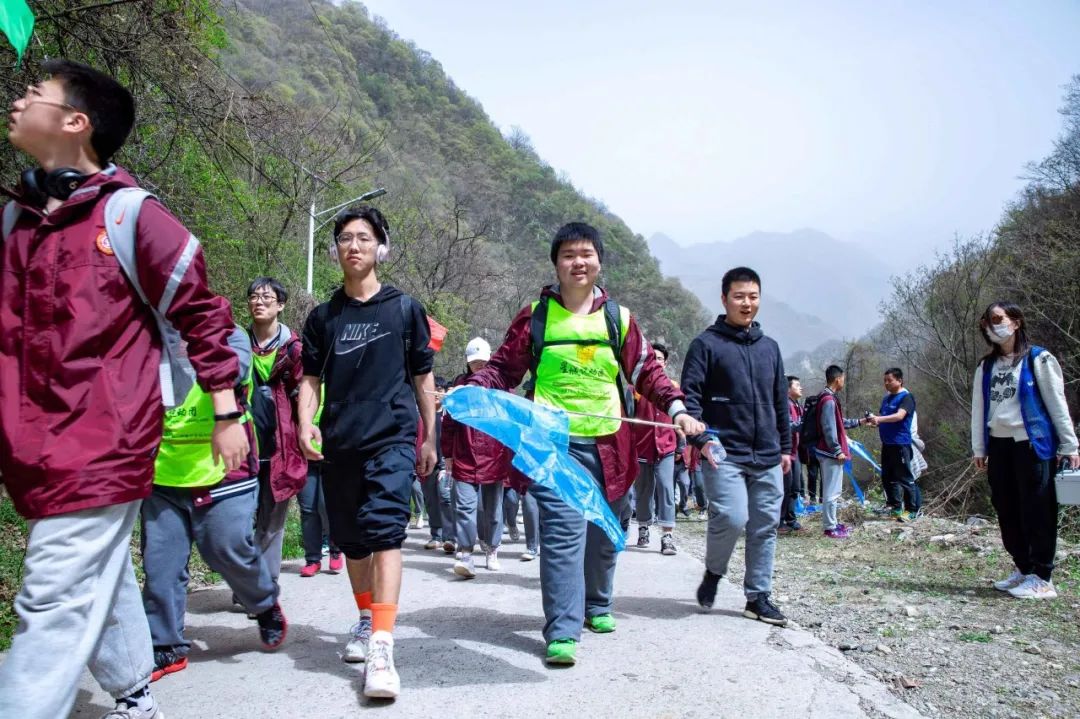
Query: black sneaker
257 601 288 649
660 533 677 556
151 646 188 682
743 594 788 626
696 570 721 608
636 526 650 548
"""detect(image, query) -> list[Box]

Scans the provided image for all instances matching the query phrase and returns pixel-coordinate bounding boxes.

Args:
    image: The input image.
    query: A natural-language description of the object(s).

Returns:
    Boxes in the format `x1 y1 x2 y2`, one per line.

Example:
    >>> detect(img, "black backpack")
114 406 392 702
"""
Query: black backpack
528 295 635 418
799 392 826 452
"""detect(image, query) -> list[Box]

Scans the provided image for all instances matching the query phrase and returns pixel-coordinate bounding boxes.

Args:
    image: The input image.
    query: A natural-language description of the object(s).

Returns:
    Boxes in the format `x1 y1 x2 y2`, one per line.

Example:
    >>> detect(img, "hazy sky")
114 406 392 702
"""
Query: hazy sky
358 1 1080 263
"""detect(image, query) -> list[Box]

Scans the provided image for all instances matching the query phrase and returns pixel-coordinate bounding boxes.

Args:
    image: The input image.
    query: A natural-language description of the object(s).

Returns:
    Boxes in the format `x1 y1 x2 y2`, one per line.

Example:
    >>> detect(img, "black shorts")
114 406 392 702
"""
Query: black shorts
322 443 416 559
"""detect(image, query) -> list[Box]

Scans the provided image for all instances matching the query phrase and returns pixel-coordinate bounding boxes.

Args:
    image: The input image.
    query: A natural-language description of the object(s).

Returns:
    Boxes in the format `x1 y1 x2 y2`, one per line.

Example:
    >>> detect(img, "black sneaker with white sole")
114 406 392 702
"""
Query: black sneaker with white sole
743 594 788 626
636 526 650 548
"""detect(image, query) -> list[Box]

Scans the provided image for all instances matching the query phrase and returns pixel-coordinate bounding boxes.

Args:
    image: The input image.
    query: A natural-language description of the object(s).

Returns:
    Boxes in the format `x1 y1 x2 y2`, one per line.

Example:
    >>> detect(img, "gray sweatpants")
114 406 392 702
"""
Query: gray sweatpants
634 453 676 528
254 461 290 582
817 455 845 530
0 500 154 718
453 480 505 551
141 483 278 653
701 461 784 599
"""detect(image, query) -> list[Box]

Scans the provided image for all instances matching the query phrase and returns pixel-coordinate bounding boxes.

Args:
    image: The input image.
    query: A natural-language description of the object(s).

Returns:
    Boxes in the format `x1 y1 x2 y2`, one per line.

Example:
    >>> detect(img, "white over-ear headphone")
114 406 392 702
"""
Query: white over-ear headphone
329 207 391 264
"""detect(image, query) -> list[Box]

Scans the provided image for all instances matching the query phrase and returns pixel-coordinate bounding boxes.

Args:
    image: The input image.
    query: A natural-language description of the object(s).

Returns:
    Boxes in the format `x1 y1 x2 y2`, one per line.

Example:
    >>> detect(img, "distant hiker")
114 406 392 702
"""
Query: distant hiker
247 277 310 581
443 337 512 576
0 60 247 719
814 365 869 539
633 343 681 556
421 377 453 550
297 392 342 577
141 329 286 684
867 367 922 521
465 222 704 665
503 483 541 561
680 267 792 626
778 375 805 534
971 301 1079 600
298 205 437 699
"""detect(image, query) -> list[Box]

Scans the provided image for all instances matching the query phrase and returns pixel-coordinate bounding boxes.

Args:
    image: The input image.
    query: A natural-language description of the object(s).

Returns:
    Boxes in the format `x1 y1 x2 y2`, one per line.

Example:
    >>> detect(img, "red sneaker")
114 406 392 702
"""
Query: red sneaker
151 648 188 682
327 552 344 574
299 561 321 578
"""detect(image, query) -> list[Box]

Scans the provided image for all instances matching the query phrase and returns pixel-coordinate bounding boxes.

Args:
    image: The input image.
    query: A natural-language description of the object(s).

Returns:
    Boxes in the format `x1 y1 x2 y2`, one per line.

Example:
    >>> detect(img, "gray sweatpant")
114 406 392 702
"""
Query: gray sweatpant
817 455 845 531
141 483 278 653
701 461 784 599
254 461 290 582
634 453 676 528
0 500 154 718
453 480 505 551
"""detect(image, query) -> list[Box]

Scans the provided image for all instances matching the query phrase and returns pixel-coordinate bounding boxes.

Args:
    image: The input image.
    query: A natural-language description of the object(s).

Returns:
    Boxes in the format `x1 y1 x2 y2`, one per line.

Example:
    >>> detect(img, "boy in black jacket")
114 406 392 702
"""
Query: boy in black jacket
680 267 792 626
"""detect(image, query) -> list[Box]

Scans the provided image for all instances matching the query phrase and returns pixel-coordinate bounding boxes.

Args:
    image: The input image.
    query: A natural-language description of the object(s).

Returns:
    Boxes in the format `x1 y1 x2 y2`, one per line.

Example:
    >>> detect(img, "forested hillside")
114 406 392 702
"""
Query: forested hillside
0 0 708 375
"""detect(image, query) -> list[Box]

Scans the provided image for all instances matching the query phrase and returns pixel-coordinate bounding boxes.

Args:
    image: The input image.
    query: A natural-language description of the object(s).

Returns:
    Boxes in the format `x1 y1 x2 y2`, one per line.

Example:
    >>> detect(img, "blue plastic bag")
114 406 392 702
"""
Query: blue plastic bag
442 386 626 551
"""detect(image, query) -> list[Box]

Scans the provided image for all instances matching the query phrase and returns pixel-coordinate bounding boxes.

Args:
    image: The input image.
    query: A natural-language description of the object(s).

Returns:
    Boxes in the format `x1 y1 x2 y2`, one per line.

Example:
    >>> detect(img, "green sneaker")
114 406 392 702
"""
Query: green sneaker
892 509 906 522
585 613 616 633
905 510 920 522
545 638 577 665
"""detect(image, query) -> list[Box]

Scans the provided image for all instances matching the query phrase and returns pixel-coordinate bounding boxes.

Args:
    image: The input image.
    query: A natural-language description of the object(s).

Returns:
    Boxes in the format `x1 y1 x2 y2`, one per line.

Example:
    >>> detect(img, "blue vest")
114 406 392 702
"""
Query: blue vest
878 390 914 445
981 346 1057 460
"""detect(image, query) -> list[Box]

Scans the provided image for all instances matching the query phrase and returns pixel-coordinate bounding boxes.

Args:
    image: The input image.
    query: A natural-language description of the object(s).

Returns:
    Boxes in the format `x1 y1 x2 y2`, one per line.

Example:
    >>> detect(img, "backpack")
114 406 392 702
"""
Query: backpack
528 295 635 418
799 391 826 452
3 189 193 408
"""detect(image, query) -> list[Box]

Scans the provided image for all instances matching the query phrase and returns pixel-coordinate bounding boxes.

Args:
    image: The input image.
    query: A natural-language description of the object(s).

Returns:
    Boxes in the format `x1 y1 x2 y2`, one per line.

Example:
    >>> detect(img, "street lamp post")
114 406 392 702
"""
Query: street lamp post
306 187 387 294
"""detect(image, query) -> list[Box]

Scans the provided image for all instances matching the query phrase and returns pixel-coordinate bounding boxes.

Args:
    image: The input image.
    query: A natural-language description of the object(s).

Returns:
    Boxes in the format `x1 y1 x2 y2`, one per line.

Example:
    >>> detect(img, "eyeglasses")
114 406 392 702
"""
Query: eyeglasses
25 98 79 112
248 293 279 305
335 232 377 247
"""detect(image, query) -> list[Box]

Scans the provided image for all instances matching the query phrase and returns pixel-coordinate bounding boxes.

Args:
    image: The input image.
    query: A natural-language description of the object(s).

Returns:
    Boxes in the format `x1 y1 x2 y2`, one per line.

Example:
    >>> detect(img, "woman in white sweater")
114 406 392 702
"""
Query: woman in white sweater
971 301 1079 600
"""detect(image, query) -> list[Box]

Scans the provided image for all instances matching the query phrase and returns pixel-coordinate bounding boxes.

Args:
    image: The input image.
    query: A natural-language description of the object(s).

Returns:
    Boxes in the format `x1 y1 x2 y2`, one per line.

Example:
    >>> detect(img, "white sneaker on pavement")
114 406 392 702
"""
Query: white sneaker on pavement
1008 575 1058 599
453 553 477 579
363 631 400 699
486 548 500 571
343 616 372 663
992 568 1026 592
520 550 536 561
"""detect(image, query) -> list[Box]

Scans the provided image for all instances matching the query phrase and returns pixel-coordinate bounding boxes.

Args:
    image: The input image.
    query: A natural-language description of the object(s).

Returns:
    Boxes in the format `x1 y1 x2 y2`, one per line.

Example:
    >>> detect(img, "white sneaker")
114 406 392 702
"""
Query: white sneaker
486 548 500 571
1008 575 1058 599
520 550 536 562
343 616 372 663
416 516 425 529
363 631 400 699
454 550 463 561
993 568 1026 591
453 554 477 579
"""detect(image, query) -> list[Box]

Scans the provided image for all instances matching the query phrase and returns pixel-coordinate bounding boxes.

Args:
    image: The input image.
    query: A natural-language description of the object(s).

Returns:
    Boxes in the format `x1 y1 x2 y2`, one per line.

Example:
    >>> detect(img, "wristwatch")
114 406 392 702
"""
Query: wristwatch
214 410 244 422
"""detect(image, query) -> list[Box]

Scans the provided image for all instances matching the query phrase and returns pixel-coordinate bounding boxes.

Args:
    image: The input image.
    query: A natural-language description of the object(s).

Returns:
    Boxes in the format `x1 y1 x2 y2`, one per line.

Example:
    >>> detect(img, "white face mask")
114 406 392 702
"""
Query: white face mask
987 322 1015 344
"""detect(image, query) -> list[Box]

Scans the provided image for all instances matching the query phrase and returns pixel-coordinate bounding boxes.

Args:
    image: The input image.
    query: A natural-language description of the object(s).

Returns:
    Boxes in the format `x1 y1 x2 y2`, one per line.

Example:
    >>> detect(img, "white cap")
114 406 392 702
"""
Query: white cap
465 337 491 363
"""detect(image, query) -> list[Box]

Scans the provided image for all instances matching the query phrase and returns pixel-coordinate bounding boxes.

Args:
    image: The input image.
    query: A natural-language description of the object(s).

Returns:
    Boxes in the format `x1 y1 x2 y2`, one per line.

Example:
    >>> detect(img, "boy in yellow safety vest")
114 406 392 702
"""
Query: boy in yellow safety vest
465 222 705 665
139 327 286 683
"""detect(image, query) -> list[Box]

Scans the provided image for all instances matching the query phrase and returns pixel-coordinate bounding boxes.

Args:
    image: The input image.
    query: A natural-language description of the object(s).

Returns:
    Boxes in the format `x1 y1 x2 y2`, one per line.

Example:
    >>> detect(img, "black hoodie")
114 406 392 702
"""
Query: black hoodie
680 315 791 468
301 285 434 457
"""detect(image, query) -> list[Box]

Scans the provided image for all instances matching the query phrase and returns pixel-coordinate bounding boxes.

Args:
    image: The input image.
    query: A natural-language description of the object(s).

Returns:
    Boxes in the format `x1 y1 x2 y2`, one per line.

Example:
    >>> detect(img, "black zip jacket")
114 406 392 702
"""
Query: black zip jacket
680 315 791 468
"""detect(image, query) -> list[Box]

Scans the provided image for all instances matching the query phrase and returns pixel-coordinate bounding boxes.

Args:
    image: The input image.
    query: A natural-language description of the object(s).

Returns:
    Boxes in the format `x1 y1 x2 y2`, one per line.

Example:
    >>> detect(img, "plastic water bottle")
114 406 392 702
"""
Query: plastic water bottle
704 430 727 464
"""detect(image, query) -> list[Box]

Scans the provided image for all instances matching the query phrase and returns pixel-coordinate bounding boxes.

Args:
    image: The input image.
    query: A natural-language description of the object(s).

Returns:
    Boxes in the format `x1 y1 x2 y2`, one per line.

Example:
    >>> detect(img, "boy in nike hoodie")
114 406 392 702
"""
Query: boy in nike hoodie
298 205 437 700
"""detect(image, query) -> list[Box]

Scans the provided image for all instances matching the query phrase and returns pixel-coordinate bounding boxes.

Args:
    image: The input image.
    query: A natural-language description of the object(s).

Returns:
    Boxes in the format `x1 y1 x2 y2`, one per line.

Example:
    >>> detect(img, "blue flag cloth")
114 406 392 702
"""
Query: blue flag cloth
442 386 626 551
842 439 883 503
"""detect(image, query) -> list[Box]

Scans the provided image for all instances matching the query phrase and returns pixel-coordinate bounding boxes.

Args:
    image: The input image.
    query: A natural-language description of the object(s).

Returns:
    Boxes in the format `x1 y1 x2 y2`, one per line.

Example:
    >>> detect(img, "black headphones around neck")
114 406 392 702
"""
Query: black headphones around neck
19 167 92 207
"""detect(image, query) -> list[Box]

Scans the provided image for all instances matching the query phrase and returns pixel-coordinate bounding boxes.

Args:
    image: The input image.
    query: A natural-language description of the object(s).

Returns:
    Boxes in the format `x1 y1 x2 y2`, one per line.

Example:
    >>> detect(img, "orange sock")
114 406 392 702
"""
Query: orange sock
371 603 398 633
354 591 372 614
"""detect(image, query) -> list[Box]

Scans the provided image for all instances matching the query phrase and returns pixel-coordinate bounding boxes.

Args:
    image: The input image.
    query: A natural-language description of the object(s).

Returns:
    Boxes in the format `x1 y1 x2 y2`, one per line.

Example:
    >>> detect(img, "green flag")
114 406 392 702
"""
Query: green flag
0 0 34 63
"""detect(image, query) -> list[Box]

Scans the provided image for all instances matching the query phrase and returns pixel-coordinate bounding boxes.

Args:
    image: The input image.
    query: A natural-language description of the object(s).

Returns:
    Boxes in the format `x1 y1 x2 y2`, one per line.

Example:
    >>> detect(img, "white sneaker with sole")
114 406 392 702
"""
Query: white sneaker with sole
363 631 400 699
1008 575 1058 599
486 548 500 571
520 550 536 562
453 554 477 579
993 568 1026 591
343 616 372 663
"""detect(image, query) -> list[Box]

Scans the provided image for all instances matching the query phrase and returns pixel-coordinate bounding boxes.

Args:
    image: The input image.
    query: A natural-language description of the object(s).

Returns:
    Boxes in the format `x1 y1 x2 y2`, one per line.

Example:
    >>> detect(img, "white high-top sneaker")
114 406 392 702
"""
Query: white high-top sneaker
453 553 477 579
486 548 501 571
1008 575 1058 599
363 631 401 699
343 616 371 663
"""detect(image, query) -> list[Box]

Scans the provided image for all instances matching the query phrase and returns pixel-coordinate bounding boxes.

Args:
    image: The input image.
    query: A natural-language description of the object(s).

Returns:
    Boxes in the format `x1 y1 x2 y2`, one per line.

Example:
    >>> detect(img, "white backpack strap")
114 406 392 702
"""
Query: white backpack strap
104 188 195 408
2 201 22 242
